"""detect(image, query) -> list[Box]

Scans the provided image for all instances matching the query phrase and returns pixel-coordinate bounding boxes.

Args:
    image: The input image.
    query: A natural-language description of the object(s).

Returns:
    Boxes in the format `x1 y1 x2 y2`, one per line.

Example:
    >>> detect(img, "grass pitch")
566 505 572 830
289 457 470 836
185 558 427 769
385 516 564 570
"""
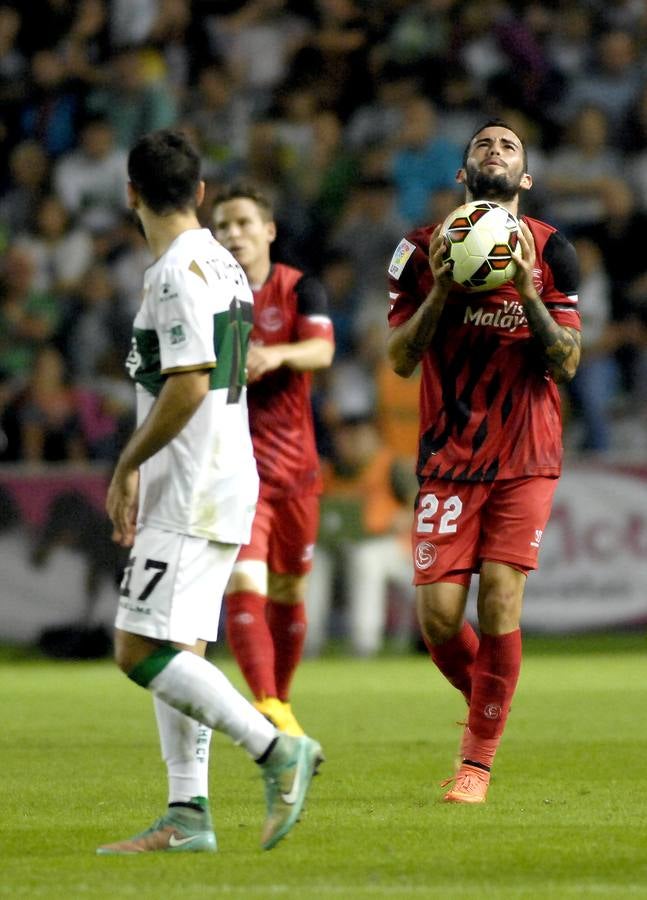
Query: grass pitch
2 634 647 899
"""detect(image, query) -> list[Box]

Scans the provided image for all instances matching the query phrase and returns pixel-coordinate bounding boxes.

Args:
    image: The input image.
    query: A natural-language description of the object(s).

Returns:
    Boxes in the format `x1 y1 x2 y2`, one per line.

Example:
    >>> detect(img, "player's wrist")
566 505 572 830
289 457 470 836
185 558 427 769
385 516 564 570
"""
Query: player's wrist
426 285 450 309
517 287 541 307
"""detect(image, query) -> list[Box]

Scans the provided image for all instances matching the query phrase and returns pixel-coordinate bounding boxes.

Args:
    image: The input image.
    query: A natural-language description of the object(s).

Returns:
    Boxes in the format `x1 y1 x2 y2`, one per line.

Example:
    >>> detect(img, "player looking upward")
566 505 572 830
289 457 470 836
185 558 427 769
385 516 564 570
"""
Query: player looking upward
387 119 581 803
213 184 334 736
98 130 322 854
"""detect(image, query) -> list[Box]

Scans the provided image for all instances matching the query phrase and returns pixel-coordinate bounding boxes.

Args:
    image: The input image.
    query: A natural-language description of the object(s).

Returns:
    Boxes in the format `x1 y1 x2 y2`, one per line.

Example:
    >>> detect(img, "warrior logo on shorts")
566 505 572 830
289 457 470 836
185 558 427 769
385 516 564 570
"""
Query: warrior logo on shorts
301 543 315 562
415 540 437 571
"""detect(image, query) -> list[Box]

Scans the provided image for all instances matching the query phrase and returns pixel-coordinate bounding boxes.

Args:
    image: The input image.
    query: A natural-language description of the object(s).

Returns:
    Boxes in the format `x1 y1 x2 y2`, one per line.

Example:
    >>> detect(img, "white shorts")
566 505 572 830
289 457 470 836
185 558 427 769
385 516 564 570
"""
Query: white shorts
114 526 240 644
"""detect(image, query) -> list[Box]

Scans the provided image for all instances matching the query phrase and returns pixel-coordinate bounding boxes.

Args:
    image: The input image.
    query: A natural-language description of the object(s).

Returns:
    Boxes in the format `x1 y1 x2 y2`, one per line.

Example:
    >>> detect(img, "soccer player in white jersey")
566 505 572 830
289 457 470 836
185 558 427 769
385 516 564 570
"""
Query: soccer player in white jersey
97 129 322 855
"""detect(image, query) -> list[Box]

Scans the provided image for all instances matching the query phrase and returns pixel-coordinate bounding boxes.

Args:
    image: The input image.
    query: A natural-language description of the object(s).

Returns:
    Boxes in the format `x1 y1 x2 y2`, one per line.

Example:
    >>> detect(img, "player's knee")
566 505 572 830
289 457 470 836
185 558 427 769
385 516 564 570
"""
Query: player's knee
113 642 133 674
415 582 466 643
478 564 525 632
227 559 267 597
112 630 142 675
268 572 307 603
478 585 522 632
416 599 462 643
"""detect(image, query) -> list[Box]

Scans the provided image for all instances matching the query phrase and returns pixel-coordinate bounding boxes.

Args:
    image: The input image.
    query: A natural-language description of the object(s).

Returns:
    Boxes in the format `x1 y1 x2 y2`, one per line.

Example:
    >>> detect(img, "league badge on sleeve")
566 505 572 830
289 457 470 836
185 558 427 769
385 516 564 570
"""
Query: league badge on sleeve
389 238 416 280
165 319 189 347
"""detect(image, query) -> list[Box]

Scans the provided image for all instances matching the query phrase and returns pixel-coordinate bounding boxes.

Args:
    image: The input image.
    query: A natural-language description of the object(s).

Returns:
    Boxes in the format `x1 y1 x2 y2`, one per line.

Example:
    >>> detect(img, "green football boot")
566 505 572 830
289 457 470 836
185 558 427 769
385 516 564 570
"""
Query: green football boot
259 733 324 851
97 802 217 855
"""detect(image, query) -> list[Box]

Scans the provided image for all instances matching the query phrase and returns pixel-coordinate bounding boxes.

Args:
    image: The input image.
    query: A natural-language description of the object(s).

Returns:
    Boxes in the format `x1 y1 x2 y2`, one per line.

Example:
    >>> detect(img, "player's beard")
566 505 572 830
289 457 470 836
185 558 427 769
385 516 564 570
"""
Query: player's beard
464 162 521 202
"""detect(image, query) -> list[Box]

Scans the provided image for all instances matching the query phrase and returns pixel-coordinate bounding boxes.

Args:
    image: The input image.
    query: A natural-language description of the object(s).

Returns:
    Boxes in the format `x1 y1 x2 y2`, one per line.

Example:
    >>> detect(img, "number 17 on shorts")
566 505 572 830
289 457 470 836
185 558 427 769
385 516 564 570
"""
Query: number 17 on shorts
115 526 237 644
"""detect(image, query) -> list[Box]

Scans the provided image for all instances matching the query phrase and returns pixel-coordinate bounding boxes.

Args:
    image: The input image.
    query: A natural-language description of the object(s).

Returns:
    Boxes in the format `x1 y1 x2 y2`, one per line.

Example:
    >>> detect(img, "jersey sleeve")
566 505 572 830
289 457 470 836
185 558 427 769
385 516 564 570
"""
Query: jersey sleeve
294 273 335 342
153 265 217 374
387 231 433 328
541 230 581 331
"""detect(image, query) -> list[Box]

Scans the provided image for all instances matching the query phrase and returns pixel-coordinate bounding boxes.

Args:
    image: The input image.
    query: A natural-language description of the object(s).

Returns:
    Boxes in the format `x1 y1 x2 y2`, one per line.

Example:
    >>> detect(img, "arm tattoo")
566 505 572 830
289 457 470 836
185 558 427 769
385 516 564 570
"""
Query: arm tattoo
403 306 442 367
389 294 447 377
523 296 581 382
406 299 445 359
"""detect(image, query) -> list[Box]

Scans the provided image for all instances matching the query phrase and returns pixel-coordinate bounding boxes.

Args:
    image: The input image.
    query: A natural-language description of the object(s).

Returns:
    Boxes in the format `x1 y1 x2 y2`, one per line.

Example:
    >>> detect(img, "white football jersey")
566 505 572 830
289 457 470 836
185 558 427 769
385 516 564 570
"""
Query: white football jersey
125 228 258 544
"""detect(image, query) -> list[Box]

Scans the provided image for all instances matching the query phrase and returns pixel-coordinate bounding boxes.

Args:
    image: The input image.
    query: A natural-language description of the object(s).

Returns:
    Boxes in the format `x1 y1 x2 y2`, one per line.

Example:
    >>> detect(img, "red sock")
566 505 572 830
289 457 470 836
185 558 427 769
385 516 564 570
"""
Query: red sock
225 591 276 700
465 629 522 768
266 600 307 702
424 621 479 703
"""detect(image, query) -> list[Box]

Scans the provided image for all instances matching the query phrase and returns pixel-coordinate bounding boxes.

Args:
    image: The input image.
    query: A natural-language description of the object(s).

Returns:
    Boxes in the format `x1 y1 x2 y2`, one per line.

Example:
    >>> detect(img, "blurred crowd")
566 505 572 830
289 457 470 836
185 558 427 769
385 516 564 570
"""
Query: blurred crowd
2 0 647 470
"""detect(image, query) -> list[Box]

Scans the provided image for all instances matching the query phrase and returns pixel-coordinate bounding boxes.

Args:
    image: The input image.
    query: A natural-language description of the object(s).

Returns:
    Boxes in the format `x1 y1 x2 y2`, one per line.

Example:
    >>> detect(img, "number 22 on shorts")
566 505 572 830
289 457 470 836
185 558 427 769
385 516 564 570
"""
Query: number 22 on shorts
416 493 463 534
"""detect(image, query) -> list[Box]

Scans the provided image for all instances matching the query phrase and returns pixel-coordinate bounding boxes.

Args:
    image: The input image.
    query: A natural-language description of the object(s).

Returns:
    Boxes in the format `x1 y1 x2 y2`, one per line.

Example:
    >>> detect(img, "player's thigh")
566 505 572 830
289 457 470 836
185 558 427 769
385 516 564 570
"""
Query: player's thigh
116 527 238 645
479 476 558 572
236 495 273 564
267 494 319 577
412 481 488 585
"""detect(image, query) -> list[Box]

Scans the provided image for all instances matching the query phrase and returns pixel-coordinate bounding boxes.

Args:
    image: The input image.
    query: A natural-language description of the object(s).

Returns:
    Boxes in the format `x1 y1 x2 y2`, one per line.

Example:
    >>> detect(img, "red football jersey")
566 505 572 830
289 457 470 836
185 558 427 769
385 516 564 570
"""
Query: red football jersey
387 215 581 483
248 263 334 498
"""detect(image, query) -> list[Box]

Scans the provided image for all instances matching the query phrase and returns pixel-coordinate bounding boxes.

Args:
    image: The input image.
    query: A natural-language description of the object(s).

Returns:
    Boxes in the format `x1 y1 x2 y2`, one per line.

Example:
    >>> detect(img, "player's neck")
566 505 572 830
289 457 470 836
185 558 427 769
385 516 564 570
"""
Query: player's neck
244 257 271 290
466 192 520 216
142 211 202 260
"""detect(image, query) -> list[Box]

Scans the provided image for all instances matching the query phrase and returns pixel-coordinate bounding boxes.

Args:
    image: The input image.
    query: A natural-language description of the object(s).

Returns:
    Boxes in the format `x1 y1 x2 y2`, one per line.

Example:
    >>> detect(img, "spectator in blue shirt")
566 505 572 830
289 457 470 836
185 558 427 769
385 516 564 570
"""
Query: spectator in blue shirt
390 95 462 227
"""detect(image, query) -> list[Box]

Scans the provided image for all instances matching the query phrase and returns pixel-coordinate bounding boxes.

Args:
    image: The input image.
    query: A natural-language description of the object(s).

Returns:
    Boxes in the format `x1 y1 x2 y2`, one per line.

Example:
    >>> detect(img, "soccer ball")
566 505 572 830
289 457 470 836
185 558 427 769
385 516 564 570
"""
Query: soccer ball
441 201 521 292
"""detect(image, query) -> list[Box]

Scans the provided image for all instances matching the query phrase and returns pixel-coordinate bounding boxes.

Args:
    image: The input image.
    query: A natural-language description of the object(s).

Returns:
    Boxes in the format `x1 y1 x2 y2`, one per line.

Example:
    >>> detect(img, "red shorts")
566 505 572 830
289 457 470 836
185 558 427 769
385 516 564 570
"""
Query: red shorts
411 476 558 586
237 493 319 576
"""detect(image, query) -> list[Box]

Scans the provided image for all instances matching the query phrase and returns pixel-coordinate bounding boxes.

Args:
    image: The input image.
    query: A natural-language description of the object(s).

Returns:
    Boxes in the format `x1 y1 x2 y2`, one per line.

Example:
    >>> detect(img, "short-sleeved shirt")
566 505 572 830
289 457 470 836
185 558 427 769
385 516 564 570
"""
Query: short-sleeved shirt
126 228 259 544
247 263 334 499
387 215 581 484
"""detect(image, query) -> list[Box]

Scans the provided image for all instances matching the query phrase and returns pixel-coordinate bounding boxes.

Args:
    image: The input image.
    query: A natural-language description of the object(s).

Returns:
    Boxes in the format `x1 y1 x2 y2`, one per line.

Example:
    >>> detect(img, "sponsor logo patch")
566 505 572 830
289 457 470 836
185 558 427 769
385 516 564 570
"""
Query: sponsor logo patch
388 238 416 280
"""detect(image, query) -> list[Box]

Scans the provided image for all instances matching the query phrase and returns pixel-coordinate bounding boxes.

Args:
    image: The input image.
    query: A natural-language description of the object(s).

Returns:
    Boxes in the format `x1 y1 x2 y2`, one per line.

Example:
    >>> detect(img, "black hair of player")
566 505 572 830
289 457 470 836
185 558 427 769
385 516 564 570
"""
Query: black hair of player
127 129 201 216
462 119 528 170
213 182 274 222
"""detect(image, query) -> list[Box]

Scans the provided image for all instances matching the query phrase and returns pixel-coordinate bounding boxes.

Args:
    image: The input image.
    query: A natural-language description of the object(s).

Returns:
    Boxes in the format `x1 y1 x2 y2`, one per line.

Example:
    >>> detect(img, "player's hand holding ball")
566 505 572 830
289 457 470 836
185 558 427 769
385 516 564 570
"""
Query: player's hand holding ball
512 218 537 299
428 225 455 297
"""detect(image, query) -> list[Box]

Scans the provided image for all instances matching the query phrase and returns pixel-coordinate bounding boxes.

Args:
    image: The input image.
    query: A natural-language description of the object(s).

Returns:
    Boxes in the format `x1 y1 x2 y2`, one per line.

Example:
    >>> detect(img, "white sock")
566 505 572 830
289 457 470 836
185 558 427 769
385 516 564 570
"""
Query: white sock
148 650 276 759
153 697 212 805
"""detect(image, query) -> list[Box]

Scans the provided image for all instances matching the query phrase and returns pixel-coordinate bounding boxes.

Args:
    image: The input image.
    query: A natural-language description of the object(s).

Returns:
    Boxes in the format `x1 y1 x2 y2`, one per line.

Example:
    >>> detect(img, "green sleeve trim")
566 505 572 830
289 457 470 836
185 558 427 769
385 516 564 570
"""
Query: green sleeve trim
128 646 181 687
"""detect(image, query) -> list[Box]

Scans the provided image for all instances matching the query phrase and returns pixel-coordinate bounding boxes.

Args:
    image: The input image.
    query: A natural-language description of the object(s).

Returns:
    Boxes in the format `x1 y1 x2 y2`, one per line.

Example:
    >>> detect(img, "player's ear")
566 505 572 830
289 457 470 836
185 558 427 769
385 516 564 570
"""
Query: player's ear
520 172 533 191
195 180 206 207
267 220 277 244
127 182 139 210
456 168 466 185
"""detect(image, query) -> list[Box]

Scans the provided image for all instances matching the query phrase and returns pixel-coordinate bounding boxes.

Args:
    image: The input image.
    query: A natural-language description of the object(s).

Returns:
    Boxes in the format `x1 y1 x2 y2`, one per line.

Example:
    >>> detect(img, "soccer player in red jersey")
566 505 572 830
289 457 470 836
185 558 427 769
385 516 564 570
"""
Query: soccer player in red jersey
387 119 582 803
213 184 334 736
